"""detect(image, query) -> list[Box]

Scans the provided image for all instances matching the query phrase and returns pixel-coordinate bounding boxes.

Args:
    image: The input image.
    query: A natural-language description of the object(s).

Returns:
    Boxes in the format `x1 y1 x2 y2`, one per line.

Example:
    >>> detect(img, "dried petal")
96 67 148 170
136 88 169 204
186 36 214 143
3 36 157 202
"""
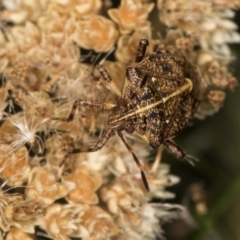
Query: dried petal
63 165 102 204
81 206 119 239
108 0 154 34
26 164 75 205
0 145 31 186
73 15 119 52
40 204 89 239
6 228 34 240
0 193 45 233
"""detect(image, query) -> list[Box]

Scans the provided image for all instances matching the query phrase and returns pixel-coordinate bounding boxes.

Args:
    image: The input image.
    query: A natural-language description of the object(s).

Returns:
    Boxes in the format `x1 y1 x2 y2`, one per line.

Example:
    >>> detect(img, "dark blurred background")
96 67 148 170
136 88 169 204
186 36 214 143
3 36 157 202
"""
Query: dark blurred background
162 11 240 240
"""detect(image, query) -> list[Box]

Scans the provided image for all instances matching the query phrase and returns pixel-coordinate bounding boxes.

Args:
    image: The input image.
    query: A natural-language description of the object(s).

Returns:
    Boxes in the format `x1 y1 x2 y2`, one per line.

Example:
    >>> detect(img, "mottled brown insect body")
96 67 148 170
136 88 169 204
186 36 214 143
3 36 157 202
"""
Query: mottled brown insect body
52 39 199 192
109 51 198 149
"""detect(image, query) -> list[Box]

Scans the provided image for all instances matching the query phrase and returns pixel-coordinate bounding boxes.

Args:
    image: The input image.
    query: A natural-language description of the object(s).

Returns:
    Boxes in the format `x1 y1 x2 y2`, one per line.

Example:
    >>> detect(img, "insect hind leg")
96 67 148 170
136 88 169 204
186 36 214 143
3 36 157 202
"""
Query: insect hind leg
117 131 150 192
163 140 198 166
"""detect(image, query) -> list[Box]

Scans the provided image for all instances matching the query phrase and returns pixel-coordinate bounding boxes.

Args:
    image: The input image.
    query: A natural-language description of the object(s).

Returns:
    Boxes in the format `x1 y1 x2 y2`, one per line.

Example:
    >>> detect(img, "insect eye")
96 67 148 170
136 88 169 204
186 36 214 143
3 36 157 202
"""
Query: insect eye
126 126 134 133
117 98 127 107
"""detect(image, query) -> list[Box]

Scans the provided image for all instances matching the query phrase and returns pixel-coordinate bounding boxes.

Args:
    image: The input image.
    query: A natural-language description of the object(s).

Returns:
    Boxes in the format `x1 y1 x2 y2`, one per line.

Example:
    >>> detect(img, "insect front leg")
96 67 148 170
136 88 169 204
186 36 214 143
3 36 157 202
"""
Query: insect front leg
117 131 150 192
51 99 116 122
59 128 113 167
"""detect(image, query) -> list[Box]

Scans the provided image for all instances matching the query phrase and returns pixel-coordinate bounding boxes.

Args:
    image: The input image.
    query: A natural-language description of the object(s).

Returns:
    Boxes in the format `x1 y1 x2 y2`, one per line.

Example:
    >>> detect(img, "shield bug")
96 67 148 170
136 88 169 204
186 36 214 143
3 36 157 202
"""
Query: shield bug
52 39 199 192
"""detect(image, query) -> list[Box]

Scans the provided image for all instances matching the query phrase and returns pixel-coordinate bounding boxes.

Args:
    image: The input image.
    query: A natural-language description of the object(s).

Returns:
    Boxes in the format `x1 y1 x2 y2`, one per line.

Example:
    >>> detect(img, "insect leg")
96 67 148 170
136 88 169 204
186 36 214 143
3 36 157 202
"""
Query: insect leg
96 64 121 96
52 100 116 122
163 140 198 165
59 128 113 166
135 39 149 63
117 131 150 192
163 140 185 160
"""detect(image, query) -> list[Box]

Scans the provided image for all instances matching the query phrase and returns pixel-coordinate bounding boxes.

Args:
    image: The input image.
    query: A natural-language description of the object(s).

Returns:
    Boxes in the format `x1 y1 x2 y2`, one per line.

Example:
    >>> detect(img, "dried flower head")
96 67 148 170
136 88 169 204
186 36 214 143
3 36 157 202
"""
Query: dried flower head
2 0 45 24
108 0 154 34
50 0 102 16
0 145 30 186
5 113 48 153
157 0 240 55
0 0 239 239
26 164 75 205
73 15 119 52
6 22 41 53
81 206 120 239
5 228 34 240
63 164 102 205
0 192 45 233
40 203 89 240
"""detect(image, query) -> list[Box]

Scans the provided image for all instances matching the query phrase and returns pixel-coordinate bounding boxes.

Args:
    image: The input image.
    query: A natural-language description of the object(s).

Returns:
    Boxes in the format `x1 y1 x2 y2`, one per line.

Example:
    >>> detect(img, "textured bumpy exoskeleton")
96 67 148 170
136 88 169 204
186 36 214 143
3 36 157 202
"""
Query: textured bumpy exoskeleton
52 39 199 191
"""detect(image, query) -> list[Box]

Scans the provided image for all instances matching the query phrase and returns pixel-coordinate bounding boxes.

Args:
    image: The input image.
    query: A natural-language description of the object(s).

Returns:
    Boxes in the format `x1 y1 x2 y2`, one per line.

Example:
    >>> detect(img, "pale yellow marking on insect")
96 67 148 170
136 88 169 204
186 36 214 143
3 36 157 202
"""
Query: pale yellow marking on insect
103 103 117 109
114 78 193 123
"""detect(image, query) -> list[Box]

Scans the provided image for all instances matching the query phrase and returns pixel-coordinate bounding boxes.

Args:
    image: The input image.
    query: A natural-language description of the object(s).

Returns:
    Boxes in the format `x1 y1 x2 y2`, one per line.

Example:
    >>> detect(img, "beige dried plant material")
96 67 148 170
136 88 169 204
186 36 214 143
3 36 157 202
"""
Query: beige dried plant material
73 15 119 52
1 0 45 24
52 0 102 16
63 164 102 204
7 22 41 52
40 203 89 240
0 193 45 233
26 164 75 205
6 228 34 240
206 62 238 89
148 163 180 200
81 206 120 239
13 91 53 119
157 0 240 55
108 0 154 34
0 113 48 153
100 181 145 216
45 134 75 167
0 145 30 186
6 61 49 92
